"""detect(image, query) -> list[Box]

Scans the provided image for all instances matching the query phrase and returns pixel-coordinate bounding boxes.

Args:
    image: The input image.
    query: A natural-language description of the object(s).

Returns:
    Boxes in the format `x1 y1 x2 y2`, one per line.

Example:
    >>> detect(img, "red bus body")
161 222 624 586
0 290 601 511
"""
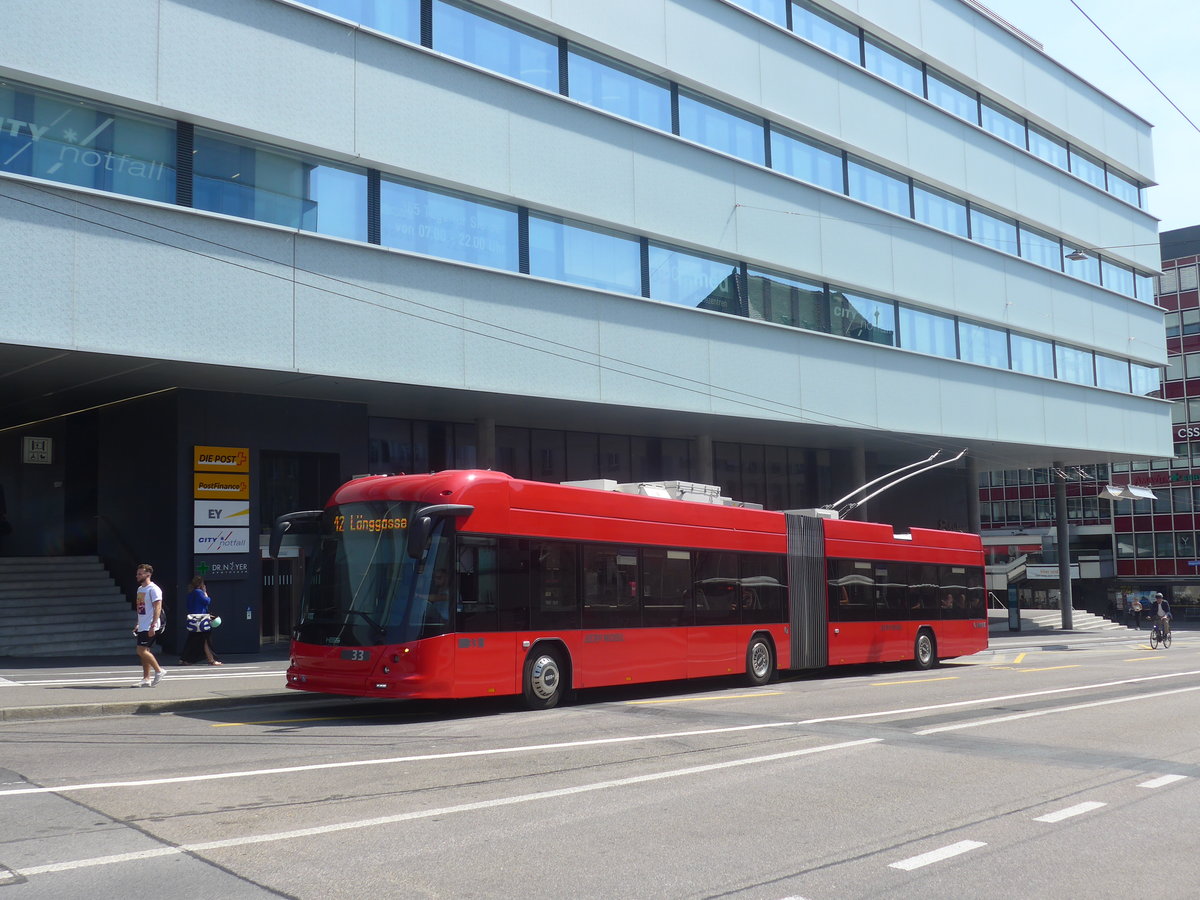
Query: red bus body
285 470 987 704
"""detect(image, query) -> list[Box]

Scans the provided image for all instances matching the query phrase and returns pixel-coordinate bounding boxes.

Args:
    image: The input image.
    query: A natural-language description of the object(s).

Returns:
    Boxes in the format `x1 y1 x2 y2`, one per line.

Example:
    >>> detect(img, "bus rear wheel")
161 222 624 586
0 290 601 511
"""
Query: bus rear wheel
746 636 775 686
913 630 936 670
523 648 566 709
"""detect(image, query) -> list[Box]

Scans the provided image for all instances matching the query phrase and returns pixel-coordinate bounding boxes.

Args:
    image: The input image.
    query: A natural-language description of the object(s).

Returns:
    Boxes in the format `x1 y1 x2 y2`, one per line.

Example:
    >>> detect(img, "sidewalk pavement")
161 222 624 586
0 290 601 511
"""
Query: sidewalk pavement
0 646 315 723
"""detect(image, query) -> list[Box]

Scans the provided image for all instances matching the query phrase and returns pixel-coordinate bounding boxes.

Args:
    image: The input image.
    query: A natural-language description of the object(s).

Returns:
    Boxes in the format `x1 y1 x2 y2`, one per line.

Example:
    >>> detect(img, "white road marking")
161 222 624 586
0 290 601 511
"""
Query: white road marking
13 737 882 878
1139 774 1187 789
913 684 1200 735
1033 801 1106 823
8 671 286 687
0 721 803 797
888 840 986 871
800 669 1200 726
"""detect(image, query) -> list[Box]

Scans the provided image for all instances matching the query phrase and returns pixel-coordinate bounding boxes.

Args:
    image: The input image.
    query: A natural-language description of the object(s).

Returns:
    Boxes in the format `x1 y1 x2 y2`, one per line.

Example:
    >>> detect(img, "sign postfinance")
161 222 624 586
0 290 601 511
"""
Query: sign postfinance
194 473 250 499
194 445 250 473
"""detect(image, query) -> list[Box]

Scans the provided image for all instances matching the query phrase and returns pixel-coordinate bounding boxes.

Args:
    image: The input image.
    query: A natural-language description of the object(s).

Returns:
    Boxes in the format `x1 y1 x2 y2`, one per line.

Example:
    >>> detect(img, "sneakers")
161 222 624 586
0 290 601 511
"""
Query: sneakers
135 679 152 688
150 669 166 687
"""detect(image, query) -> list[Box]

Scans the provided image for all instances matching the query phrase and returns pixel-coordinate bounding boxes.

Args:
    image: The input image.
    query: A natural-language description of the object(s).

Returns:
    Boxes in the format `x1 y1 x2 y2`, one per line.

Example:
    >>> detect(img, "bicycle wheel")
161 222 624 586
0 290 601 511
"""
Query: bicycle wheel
1164 631 1172 648
1150 629 1159 649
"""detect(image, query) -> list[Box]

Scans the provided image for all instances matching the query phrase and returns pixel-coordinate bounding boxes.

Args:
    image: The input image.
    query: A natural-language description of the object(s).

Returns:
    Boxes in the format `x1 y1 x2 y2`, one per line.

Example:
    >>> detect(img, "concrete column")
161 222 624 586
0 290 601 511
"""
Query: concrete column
966 455 982 534
1054 462 1074 630
694 434 713 484
851 444 867 519
476 417 496 470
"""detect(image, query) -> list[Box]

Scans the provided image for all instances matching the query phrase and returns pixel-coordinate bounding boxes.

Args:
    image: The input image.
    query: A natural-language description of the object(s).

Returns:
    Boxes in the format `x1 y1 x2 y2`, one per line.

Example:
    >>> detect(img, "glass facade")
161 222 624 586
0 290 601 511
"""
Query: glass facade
528 214 642 294
847 156 910 217
678 91 766 165
770 127 844 193
432 0 558 92
791 0 860 63
913 182 967 237
646 244 741 314
566 47 672 131
379 177 518 270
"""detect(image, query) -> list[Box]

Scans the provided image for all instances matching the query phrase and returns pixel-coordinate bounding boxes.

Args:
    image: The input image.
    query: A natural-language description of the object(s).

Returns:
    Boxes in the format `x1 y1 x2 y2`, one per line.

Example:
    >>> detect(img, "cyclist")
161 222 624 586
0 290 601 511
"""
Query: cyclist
1152 592 1172 639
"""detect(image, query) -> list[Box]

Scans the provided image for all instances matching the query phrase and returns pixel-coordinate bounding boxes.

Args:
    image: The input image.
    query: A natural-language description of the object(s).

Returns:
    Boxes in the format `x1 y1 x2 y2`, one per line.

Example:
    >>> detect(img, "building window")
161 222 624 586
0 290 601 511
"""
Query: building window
913 182 968 237
832 291 896 346
1063 248 1101 286
1131 364 1161 397
770 127 844 193
678 90 766 165
791 0 860 63
980 99 1025 146
566 46 672 131
1011 334 1054 378
301 0 421 43
432 0 558 91
926 71 977 122
1055 344 1095 386
0 79 176 203
970 206 1019 255
738 0 789 26
899 305 956 358
746 268 828 331
863 35 923 95
959 321 1009 369
1018 224 1062 271
847 156 910 217
1028 124 1069 169
1106 169 1140 206
1100 258 1135 297
193 129 366 240
1068 147 1106 190
646 243 741 314
528 214 642 294
1095 355 1131 392
379 177 518 270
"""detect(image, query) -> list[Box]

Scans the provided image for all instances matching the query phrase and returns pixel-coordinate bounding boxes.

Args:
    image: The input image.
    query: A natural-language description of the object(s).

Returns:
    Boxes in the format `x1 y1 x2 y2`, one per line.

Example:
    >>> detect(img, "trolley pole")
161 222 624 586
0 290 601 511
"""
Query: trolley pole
1054 463 1073 630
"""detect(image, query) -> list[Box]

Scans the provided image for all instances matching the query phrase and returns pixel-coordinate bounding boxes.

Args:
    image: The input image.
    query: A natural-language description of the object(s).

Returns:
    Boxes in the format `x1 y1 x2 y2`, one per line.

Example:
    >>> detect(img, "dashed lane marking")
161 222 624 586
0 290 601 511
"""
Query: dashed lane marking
1033 801 1106 823
1139 774 1187 789
889 840 986 871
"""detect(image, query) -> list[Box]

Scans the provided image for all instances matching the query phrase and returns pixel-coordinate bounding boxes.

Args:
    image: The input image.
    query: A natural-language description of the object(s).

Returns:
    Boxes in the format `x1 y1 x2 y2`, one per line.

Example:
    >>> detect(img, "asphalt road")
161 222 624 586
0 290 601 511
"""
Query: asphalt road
1 632 1197 899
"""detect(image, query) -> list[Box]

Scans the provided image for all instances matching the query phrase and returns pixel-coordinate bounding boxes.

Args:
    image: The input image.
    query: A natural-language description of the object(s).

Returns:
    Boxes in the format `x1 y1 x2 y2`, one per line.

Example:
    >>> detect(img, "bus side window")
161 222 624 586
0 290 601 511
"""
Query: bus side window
530 540 580 630
457 536 498 633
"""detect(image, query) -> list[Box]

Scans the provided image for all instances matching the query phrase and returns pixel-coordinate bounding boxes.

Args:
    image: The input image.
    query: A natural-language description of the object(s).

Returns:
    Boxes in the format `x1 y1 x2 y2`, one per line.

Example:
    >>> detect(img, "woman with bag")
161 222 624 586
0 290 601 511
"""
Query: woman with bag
180 575 223 665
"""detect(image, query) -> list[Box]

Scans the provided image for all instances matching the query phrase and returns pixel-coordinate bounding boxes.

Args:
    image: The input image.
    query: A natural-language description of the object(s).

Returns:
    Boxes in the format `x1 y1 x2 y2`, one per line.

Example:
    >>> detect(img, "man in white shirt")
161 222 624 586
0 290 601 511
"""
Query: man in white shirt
133 563 167 687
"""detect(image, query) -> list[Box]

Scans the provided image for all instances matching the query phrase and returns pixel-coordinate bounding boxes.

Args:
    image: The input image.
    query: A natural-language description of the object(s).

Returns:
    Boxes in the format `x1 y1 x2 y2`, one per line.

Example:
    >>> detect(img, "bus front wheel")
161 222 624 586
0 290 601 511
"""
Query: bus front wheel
523 648 566 710
746 636 775 686
913 630 937 670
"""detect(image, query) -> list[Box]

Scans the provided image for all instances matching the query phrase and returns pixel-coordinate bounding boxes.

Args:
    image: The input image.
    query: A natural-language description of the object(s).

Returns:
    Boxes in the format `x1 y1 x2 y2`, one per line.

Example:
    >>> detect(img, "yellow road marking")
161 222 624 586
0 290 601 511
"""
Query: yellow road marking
1013 653 1027 665
628 691 785 705
872 677 958 686
1126 656 1164 661
1014 665 1080 673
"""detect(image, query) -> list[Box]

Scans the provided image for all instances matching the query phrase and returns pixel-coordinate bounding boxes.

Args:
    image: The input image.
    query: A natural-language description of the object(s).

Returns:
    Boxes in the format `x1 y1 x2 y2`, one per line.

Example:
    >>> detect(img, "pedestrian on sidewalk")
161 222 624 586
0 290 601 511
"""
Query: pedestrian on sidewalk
1127 596 1142 630
133 563 167 687
181 575 222 666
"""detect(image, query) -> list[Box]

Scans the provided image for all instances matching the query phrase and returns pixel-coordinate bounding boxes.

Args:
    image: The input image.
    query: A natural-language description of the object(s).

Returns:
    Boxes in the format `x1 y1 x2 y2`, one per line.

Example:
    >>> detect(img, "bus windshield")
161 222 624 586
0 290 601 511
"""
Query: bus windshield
294 501 453 647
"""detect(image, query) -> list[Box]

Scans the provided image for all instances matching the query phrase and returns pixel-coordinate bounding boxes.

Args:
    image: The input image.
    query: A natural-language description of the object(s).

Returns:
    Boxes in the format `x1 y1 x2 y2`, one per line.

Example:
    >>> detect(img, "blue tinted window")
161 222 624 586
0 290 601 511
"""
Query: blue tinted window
566 46 671 130
301 0 420 42
1063 248 1101 285
1011 334 1054 378
194 130 366 239
791 1 859 63
1108 169 1141 206
0 79 175 203
1132 367 1161 398
1055 344 1095 385
927 71 977 122
380 177 518 270
959 321 1009 368
770 128 843 192
1135 271 1155 302
1019 224 1061 270
528 214 641 294
981 99 1024 146
899 305 956 358
647 244 740 314
913 182 967 236
1101 258 1135 297
847 157 910 217
678 91 765 165
864 36 922 95
1028 124 1069 170
433 0 558 91
831 291 896 345
970 206 1018 255
1069 147 1106 190
1096 355 1131 392
737 0 788 26
746 268 827 331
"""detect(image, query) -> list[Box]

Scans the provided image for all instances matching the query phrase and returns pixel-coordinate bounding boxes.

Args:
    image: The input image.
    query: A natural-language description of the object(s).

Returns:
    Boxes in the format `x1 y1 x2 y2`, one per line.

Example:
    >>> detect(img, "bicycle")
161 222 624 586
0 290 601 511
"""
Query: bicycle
1149 620 1172 650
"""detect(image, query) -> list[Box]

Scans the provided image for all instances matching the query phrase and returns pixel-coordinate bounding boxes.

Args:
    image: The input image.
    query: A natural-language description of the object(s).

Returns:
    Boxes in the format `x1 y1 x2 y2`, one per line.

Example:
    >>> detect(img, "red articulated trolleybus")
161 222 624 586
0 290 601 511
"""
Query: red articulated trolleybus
271 469 987 709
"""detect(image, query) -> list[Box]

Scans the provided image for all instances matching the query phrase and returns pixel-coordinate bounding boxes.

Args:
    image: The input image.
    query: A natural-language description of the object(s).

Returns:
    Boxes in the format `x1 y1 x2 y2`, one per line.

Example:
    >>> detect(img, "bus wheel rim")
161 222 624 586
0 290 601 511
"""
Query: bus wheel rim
751 643 770 678
531 656 559 699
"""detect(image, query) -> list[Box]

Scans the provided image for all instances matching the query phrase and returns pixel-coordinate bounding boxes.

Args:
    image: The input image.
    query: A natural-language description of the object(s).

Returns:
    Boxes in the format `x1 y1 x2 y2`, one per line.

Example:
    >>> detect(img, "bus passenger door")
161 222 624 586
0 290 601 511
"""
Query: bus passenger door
453 536 517 698
689 551 740 678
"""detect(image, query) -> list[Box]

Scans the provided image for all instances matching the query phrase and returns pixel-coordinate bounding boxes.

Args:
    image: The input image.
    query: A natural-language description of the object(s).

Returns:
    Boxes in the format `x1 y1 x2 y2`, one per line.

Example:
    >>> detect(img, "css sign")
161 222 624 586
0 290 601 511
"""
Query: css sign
1177 426 1200 440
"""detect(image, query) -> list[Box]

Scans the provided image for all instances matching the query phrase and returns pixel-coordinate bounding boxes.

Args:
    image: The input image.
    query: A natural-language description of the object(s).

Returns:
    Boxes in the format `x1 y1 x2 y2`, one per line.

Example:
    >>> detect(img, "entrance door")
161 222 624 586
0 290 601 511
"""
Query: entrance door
262 553 303 644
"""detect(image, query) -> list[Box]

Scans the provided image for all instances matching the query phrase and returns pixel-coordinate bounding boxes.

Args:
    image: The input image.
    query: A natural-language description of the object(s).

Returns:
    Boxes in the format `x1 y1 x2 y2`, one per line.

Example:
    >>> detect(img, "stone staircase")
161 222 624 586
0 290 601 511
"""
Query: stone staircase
0 556 134 657
988 607 1130 634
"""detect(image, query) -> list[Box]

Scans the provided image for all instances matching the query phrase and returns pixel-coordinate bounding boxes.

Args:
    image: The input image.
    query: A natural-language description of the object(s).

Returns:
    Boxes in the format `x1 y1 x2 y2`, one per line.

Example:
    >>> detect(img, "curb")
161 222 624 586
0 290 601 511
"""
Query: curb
0 691 320 724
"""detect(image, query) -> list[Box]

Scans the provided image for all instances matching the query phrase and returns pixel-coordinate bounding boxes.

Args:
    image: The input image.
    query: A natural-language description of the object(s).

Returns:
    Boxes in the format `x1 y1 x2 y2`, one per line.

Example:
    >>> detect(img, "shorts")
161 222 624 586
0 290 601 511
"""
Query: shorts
135 630 155 647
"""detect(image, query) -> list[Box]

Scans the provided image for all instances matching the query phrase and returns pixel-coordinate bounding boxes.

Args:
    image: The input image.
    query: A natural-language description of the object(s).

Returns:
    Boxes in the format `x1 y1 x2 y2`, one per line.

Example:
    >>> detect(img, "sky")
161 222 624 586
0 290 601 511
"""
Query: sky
981 0 1200 234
